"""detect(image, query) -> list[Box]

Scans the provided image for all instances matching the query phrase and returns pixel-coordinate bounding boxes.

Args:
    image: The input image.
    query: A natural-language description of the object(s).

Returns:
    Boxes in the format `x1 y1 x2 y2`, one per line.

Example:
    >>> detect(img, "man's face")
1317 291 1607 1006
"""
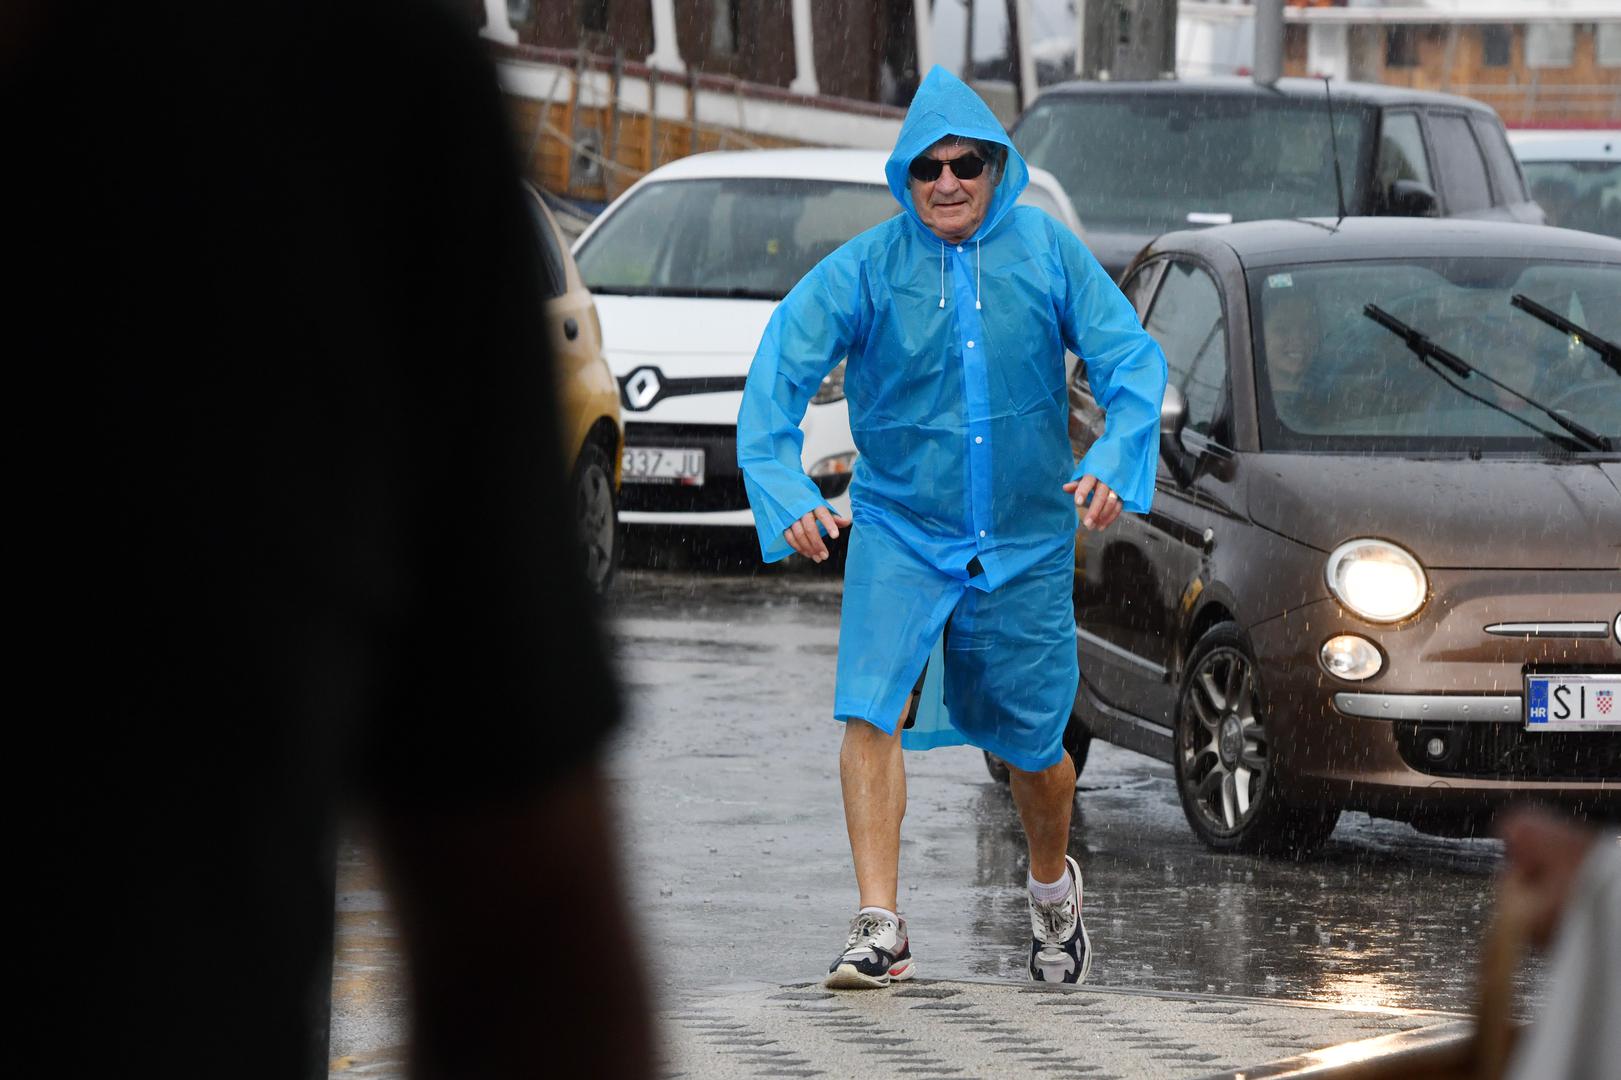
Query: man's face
911 141 994 244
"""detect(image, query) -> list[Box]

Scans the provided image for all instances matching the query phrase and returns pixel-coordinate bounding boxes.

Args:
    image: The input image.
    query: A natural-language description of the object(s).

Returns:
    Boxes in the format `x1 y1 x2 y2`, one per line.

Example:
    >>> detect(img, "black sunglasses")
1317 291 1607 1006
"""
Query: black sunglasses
908 153 987 183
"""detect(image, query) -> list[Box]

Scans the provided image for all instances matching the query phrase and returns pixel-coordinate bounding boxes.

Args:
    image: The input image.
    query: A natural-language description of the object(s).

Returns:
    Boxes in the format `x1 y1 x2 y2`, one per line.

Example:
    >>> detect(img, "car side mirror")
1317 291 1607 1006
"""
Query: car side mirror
1160 384 1194 487
1386 179 1438 217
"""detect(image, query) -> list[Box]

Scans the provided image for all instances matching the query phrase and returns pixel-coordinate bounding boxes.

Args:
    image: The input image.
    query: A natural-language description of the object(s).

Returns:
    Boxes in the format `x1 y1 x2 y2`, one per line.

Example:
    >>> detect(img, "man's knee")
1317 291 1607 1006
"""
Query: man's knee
849 710 901 736
1007 751 1073 782
842 715 905 750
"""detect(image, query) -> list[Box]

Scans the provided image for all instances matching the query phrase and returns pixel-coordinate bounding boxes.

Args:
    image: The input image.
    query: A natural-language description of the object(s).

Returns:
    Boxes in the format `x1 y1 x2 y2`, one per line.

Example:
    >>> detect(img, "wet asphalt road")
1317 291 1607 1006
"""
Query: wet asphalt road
329 562 1553 1067
601 565 1545 1015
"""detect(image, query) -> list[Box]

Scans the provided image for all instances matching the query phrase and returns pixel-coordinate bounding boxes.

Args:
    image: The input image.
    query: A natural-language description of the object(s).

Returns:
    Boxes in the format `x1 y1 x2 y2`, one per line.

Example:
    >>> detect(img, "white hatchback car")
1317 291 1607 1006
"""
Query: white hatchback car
571 148 1081 534
1509 130 1620 240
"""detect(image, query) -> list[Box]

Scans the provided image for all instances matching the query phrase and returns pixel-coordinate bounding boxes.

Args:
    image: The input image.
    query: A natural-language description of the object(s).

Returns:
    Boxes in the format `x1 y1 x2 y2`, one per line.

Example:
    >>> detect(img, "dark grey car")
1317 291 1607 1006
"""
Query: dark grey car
1014 78 1544 279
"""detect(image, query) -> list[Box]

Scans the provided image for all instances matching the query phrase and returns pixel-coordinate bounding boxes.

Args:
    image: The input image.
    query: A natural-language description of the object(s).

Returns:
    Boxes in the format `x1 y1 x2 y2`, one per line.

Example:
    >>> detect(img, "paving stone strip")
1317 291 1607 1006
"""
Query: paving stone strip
658 979 1458 1080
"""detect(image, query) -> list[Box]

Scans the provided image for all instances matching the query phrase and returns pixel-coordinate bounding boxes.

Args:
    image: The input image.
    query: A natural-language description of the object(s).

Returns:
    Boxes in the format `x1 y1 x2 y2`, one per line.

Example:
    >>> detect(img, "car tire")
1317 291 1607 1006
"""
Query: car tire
983 717 1092 784
572 441 619 596
1173 622 1337 857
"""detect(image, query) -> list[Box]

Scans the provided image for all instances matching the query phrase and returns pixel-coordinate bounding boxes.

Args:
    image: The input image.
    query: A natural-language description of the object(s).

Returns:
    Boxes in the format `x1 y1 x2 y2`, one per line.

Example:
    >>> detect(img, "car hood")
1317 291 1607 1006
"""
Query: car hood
1246 455 1621 570
593 294 777 377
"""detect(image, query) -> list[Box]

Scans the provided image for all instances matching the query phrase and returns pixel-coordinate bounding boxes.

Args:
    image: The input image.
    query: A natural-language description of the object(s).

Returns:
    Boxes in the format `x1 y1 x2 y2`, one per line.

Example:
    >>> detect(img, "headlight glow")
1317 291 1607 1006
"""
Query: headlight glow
1325 539 1427 623
1320 635 1383 681
811 358 847 405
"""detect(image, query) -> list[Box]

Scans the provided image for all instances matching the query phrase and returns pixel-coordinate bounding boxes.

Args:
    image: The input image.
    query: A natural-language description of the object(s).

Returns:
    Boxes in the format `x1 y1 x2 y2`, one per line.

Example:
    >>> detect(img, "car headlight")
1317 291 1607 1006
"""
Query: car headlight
811 359 847 405
1320 635 1383 681
1325 539 1427 623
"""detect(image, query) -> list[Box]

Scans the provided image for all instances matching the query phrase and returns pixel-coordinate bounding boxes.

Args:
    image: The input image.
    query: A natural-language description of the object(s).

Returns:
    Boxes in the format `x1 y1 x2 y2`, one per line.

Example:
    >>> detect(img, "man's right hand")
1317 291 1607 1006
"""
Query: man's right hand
785 506 852 563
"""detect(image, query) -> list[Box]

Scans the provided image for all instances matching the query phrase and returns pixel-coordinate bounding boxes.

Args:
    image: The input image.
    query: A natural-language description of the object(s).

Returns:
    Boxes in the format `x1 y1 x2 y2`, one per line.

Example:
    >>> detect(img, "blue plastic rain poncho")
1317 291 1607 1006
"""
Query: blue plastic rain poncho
737 66 1167 771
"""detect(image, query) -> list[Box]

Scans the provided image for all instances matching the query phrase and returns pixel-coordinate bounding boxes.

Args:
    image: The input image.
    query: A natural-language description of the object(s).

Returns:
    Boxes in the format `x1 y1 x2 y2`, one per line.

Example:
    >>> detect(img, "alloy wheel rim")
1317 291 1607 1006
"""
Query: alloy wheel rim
1180 647 1269 834
575 464 615 588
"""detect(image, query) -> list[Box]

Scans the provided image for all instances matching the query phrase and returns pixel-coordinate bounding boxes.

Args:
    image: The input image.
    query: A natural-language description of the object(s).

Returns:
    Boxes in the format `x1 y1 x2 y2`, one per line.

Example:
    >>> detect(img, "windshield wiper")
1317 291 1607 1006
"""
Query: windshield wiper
1509 293 1621 376
1362 305 1610 452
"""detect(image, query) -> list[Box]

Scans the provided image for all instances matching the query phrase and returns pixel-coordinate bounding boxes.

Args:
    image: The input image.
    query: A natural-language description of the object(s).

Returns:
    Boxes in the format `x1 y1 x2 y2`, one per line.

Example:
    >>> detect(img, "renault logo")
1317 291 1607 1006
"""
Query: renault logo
623 367 662 411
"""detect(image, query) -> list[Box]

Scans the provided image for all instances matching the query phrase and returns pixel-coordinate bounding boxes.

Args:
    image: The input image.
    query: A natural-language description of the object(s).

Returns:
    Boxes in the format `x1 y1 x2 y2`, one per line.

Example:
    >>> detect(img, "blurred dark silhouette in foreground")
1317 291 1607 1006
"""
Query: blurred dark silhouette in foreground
10 2 652 1076
1497 807 1619 1080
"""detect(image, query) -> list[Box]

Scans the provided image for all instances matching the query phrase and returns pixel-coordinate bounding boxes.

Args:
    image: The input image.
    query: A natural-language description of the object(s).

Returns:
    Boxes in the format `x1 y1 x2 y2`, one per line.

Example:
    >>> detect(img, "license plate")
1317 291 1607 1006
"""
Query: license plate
622 446 705 486
1525 673 1621 731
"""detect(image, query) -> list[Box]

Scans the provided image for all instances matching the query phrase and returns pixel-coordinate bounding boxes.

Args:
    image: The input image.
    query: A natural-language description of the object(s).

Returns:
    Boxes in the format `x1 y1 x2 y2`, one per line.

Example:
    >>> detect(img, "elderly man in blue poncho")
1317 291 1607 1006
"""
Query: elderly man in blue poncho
737 67 1167 989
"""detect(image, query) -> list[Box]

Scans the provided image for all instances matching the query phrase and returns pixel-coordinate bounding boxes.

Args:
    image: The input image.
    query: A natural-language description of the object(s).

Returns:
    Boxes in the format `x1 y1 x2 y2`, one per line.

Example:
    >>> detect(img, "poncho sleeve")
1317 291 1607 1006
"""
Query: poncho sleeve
1053 227 1169 514
736 248 870 562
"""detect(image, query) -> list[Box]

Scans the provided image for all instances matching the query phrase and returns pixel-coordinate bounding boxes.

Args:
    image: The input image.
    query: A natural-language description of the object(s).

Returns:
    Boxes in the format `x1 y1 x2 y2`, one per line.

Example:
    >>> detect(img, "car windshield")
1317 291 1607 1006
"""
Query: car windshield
1520 159 1621 239
1250 256 1621 453
1014 93 1372 234
574 177 896 301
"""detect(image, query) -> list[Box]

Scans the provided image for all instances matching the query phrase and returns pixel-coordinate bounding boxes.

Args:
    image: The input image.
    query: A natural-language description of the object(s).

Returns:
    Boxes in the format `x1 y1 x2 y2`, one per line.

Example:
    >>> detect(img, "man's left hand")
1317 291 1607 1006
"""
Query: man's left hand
1065 475 1123 531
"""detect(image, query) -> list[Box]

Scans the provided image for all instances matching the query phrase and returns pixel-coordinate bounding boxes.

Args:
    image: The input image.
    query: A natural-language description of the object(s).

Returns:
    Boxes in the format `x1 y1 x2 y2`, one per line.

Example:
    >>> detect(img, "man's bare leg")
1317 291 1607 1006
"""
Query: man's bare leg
839 705 909 911
1008 752 1077 882
827 705 916 988
1010 750 1091 983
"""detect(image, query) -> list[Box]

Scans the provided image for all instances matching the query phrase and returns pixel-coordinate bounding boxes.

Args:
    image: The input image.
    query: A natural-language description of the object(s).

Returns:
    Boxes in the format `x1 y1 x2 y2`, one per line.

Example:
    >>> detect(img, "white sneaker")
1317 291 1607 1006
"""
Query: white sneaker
825 910 916 989
1028 855 1092 984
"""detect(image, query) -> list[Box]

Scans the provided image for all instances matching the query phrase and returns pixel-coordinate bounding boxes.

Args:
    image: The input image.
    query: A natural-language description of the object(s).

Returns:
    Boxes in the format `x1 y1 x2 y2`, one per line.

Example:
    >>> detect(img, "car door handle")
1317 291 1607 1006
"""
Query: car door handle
563 317 579 341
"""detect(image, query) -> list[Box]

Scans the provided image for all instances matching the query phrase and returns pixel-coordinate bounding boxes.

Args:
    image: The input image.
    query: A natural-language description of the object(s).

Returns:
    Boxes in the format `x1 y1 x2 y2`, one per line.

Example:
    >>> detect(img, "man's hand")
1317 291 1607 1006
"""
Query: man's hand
1065 475 1124 531
784 506 853 563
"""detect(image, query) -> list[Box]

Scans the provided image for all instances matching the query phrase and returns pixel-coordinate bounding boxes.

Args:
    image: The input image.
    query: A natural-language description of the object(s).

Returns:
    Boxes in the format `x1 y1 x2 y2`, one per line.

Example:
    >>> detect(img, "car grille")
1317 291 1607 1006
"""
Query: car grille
1395 721 1621 782
621 422 749 514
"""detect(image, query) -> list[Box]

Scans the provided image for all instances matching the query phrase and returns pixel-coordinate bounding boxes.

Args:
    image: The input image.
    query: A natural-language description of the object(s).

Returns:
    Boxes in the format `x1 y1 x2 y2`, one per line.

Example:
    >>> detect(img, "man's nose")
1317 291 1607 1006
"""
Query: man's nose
935 168 962 195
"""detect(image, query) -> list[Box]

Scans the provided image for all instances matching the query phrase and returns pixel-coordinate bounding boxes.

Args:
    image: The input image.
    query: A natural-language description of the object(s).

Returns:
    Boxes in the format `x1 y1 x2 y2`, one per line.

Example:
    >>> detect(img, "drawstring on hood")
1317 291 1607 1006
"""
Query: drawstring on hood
940 238 985 309
937 239 984 310
886 66 1029 315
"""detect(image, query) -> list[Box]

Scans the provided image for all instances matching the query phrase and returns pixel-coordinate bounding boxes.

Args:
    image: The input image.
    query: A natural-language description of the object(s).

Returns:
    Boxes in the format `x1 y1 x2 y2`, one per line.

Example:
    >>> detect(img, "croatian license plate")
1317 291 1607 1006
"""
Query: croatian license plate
621 446 705 486
1524 672 1621 732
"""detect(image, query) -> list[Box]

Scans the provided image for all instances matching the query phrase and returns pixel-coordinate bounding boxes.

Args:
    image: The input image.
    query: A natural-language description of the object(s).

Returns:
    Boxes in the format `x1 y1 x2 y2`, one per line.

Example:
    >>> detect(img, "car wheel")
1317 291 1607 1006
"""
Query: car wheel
983 717 1091 784
1173 623 1337 857
573 442 619 596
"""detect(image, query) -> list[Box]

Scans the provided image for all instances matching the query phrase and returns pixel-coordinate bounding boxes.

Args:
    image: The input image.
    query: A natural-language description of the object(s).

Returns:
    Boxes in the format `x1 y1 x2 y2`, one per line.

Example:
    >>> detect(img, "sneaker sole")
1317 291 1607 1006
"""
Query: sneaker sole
1069 853 1093 985
823 958 915 990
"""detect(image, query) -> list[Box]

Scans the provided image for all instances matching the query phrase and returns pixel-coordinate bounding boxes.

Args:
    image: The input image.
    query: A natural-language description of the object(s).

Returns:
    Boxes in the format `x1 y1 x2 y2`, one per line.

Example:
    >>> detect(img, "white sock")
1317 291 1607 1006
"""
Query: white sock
858 905 899 925
1028 869 1074 905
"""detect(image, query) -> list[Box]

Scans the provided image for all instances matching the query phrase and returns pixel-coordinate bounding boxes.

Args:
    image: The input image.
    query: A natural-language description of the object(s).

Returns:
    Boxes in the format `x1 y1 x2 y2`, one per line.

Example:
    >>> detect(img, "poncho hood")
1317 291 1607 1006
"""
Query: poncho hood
885 65 1030 243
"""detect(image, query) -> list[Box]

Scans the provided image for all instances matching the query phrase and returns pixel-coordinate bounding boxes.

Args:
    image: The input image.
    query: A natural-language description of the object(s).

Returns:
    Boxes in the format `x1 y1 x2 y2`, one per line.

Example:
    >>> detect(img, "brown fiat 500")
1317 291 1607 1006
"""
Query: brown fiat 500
1059 217 1619 855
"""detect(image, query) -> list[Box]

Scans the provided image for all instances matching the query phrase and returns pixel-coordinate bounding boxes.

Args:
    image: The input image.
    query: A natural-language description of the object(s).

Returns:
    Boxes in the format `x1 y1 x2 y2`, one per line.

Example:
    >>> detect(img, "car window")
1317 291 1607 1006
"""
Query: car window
1375 111 1432 195
1250 256 1621 452
1121 259 1164 319
524 191 568 301
575 177 896 301
1521 159 1621 239
1143 260 1228 441
1469 115 1526 203
1428 112 1493 213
